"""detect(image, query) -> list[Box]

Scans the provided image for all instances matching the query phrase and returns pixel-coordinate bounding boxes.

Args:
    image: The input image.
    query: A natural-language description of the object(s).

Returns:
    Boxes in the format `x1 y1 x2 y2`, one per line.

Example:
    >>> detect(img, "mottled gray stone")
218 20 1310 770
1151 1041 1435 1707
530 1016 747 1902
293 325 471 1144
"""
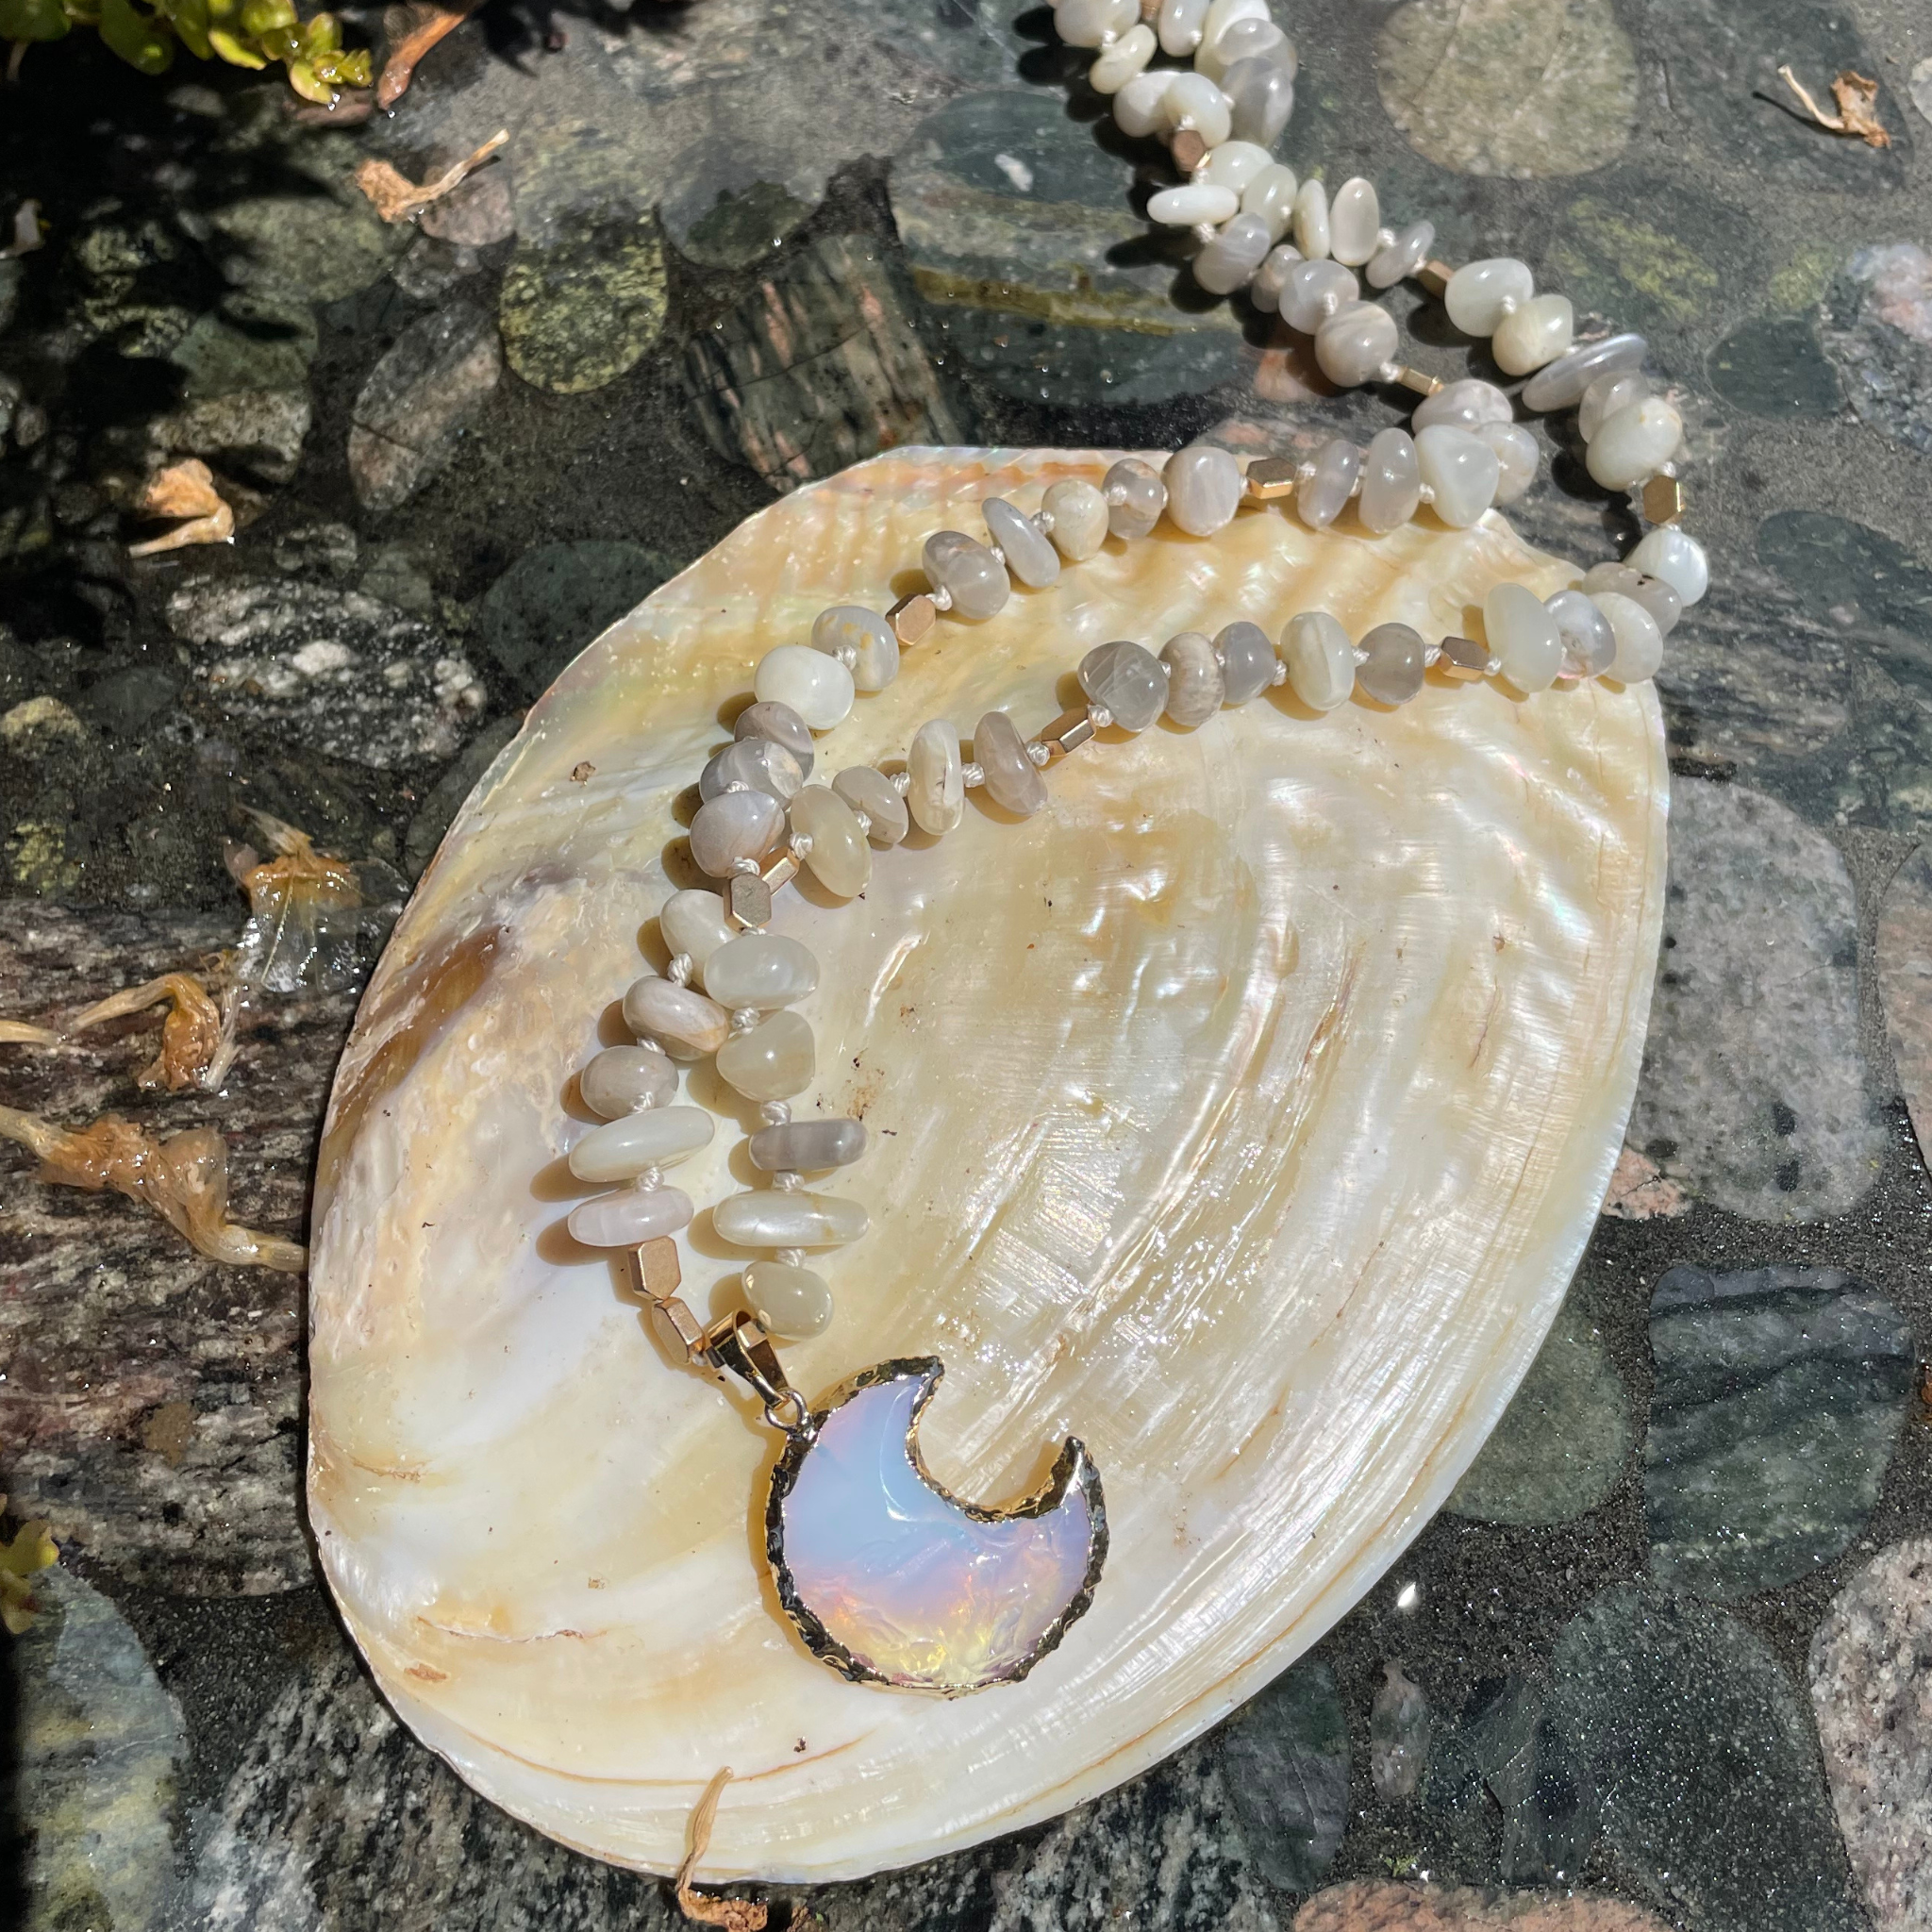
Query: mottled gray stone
418 164 515 248
166 577 488 771
349 301 502 517
1645 1264 1913 1601
477 541 674 698
1544 182 1743 352
1446 1299 1631 1526
167 289 319 400
1877 847 1932 1166
1368 1662 1429 1804
1216 1657 1349 1894
209 187 406 304
143 388 312 486
1707 316 1842 419
14 1566 186 1932
659 134 816 269
273 523 359 580
1822 243 1932 456
1626 779 1885 1220
0 906 349 1594
683 233 970 490
1548 1583 1864 1932
890 90 1245 408
390 233 483 303
498 211 665 396
1808 1538 1932 1932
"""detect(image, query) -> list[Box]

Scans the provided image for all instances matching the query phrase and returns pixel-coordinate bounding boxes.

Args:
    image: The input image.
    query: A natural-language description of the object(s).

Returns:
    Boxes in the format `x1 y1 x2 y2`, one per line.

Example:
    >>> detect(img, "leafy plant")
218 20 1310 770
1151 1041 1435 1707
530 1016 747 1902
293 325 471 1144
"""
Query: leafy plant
0 0 372 99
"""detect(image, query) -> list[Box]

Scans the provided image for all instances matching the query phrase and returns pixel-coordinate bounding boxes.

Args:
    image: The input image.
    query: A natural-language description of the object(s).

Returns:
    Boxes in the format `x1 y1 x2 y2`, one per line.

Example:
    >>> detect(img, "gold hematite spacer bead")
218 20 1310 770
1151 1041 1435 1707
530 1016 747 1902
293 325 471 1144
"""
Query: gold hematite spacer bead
1037 705 1098 761
650 1294 710 1364
1393 367 1444 396
1171 128 1208 175
1245 457 1300 501
888 591 938 644
1641 474 1685 525
727 872 774 927
1416 258 1455 299
1438 636 1491 682
636 1236 682 1299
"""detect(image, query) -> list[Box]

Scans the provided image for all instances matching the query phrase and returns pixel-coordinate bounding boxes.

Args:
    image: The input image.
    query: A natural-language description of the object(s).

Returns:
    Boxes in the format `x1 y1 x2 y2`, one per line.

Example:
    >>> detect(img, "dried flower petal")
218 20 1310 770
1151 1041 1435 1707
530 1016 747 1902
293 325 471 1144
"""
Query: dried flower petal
356 129 508 224
1778 63 1892 149
128 458 235 557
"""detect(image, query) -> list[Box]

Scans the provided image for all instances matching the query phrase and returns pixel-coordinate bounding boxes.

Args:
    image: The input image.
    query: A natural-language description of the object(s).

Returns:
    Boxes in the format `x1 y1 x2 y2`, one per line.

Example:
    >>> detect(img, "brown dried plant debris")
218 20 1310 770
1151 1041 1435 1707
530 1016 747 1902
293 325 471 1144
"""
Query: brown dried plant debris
0 1020 61 1047
675 1769 805 1931
376 0 484 108
0 1502 58 1638
1778 65 1892 148
68 971 236 1093
228 814 378 994
127 457 235 557
357 129 508 224
0 1106 306 1274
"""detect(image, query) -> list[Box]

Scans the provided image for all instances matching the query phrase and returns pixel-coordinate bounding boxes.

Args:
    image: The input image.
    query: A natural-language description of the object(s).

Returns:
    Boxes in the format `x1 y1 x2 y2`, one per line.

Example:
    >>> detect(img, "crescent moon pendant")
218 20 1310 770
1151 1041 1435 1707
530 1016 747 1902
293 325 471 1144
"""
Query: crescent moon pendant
765 1358 1108 1695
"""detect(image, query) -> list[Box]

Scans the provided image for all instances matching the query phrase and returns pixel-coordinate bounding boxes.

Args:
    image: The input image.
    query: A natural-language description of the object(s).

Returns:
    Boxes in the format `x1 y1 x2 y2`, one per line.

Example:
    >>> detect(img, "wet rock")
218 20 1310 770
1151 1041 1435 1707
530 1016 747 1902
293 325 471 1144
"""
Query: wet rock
1915 57 1932 127
79 664 186 739
390 233 483 303
358 544 439 617
1375 0 1637 178
1446 1299 1631 1526
476 540 673 699
146 387 312 486
659 133 817 269
1370 1662 1429 1803
1544 185 1738 349
1217 1657 1351 1894
165 577 488 769
1821 242 1932 456
348 300 502 517
167 288 320 399
1877 847 1932 1163
14 1566 187 1930
1292 1882 1672 1929
1646 1264 1914 1601
273 522 359 579
1707 315 1841 419
684 233 969 491
890 89 1245 408
209 187 407 303
1599 1147 1690 1220
498 209 666 395
1547 1583 1863 1932
1625 778 1885 1220
419 164 515 248
0 905 349 1594
1807 1538 1932 1932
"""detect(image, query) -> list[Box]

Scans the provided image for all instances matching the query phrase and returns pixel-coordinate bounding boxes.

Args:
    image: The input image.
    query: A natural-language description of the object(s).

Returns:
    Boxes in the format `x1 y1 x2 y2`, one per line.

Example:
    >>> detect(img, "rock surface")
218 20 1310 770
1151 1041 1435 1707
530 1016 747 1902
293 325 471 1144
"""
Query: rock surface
1625 778 1885 1220
348 301 503 516
498 212 666 395
1293 1883 1673 1929
1807 1538 1932 1932
1217 1657 1352 1895
476 541 675 698
1877 846 1932 1164
1822 242 1932 458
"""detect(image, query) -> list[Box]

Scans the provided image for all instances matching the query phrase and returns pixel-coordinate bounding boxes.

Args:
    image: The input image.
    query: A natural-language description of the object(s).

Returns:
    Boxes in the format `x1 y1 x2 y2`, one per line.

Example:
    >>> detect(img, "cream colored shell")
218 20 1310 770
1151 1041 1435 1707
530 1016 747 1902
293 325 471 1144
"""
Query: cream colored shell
308 448 1666 1883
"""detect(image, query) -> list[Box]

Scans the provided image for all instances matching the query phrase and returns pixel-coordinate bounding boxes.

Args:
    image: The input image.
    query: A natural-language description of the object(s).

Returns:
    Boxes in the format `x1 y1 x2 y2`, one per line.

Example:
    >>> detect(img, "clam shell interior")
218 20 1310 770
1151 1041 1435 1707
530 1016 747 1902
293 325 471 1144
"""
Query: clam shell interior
308 448 1667 1883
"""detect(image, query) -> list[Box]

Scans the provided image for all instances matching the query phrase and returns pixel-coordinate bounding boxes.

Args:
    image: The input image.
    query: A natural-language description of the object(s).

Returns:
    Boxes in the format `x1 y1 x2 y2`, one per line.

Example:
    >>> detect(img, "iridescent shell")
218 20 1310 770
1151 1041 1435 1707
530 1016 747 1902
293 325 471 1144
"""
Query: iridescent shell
308 447 1667 1883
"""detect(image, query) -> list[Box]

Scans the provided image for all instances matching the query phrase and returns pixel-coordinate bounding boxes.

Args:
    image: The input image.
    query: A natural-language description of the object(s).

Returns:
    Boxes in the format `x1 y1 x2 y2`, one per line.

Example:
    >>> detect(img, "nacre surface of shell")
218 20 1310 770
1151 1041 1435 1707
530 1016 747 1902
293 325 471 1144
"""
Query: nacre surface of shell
308 447 1667 1883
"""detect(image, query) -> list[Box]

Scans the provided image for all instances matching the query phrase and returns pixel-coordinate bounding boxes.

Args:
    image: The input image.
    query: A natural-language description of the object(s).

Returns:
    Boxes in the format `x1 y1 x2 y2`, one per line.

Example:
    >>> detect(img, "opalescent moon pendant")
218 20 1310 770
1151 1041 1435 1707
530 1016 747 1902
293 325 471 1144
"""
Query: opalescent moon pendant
766 1358 1108 1695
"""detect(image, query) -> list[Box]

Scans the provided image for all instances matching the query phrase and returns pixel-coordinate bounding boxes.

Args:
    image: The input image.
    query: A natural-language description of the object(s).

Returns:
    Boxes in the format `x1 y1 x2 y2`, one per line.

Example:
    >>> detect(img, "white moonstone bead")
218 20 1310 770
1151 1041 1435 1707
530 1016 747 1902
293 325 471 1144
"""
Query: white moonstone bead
580 1044 676 1120
1164 443 1243 534
1157 0 1208 55
974 708 1049 815
1583 563 1680 635
1224 56 1293 144
1627 527 1709 605
923 530 1010 620
659 888 737 971
754 643 855 731
1113 68 1179 138
567 1185 692 1249
1291 177 1329 258
1358 427 1421 533
1280 610 1356 710
1484 582 1562 691
1297 438 1360 528
1241 163 1299 242
1491 292 1574 376
1194 212 1274 295
1199 139 1273 192
1413 377 1511 433
1251 242 1302 312
1365 219 1434 291
1357 622 1427 705
789 785 872 896
908 719 964 834
689 787 783 878
1585 397 1683 491
1201 0 1268 52
1079 641 1169 732
1216 620 1275 704
1327 177 1380 267
703 932 818 1010
1520 331 1646 412
1090 23 1155 92
1160 631 1224 725
984 497 1059 588
811 605 899 691
1474 421 1539 504
1162 72 1232 148
1148 183 1238 228
748 1117 865 1172
1198 15 1287 82
1055 0 1136 47
1041 479 1109 560
1415 425 1499 528
700 735 805 805
735 700 814 777
1315 301 1397 388
832 764 908 845
743 1259 834 1341
1443 257 1533 336
1591 591 1664 683
1277 257 1357 333
1578 372 1648 441
714 1189 869 1249
715 1009 814 1101
569 1105 716 1182
1545 589 1616 678
1104 458 1166 537
623 976 730 1056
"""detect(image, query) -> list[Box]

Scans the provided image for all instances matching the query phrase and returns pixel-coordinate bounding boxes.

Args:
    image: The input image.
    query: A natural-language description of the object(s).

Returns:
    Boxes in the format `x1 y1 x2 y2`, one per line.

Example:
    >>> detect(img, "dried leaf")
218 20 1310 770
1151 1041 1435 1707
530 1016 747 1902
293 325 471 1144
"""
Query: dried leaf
128 457 235 557
356 129 508 224
0 1020 62 1047
0 1105 306 1274
68 971 236 1092
1 199 45 260
0 1507 58 1638
375 0 482 108
1778 63 1892 149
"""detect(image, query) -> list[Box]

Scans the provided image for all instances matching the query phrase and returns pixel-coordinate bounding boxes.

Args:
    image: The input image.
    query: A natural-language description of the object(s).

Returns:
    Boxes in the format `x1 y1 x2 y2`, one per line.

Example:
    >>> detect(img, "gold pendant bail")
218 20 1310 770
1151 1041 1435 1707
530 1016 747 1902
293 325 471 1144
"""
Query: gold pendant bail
705 1308 816 1440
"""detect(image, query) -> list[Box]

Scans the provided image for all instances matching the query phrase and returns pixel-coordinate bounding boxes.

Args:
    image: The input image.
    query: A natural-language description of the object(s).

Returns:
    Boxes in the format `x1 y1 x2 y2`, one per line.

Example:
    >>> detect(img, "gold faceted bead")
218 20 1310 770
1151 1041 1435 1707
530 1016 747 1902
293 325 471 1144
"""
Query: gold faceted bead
1036 706 1098 761
726 872 773 928
1641 474 1685 525
649 1294 708 1364
1393 367 1444 396
1244 457 1300 501
1171 129 1208 175
1416 258 1455 299
888 591 938 645
1438 635 1491 682
1139 0 1160 18
636 1236 682 1299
